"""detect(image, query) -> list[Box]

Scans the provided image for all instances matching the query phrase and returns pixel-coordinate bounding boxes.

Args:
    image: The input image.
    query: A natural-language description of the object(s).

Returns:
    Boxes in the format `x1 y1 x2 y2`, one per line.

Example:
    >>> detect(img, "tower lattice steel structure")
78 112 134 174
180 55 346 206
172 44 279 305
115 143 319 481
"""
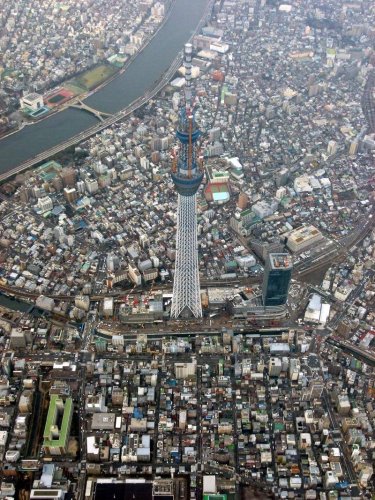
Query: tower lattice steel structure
170 43 204 319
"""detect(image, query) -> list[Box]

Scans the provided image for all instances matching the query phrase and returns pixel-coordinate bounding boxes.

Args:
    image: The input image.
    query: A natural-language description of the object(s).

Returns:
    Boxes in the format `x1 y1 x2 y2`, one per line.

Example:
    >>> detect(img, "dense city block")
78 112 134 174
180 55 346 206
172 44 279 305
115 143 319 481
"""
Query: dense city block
0 0 374 499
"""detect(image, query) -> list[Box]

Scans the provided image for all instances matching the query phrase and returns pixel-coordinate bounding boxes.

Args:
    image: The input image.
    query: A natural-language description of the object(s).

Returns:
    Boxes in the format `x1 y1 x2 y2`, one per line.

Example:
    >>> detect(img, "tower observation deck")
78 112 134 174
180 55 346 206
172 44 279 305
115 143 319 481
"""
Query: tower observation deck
170 43 204 319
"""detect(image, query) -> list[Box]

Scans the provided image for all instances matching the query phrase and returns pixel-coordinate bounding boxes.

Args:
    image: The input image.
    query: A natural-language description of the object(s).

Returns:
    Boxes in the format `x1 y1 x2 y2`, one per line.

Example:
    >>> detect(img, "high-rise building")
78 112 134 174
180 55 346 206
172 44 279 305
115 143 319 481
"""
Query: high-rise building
237 192 248 209
170 43 204 319
327 140 337 156
128 263 142 286
262 253 292 306
61 166 76 187
349 140 359 157
268 357 282 377
63 187 78 203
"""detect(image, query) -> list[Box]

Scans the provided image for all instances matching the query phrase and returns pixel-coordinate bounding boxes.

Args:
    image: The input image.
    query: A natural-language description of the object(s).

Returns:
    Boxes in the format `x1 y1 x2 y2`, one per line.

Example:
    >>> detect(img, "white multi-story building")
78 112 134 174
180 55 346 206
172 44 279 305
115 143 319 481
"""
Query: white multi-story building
268 357 282 377
289 358 300 381
128 263 142 286
75 296 90 312
36 196 53 214
286 225 324 253
20 92 43 111
174 361 197 379
85 179 99 194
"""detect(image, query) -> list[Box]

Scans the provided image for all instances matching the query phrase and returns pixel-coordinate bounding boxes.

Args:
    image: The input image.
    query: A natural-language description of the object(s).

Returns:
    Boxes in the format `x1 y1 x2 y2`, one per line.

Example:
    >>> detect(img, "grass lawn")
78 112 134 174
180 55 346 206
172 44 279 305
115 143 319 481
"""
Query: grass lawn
69 64 117 91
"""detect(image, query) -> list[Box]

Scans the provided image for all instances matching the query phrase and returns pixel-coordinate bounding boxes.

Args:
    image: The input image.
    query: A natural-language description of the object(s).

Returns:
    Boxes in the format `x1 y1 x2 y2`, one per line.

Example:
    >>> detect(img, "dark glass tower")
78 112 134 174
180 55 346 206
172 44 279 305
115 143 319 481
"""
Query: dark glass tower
262 253 292 307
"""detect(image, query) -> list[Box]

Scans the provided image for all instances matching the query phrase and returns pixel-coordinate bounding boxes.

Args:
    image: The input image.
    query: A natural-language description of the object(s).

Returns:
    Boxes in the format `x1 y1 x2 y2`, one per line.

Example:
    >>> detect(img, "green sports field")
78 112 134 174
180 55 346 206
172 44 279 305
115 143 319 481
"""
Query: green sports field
69 64 118 91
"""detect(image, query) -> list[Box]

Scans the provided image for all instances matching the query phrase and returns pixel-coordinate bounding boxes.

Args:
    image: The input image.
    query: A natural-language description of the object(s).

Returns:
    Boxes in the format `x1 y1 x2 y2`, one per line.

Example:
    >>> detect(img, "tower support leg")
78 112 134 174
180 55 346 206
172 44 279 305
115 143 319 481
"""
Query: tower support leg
171 194 202 319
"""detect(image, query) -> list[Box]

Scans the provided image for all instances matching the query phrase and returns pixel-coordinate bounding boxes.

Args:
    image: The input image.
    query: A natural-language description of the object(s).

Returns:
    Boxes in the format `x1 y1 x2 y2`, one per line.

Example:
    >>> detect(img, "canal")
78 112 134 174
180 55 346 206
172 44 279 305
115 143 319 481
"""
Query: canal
0 292 45 316
0 292 32 313
0 0 209 173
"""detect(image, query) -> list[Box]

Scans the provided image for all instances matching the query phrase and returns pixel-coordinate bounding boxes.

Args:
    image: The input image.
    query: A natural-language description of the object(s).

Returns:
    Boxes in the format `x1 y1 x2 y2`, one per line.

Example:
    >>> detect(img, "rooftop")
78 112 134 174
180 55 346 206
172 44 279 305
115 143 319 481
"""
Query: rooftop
269 253 293 270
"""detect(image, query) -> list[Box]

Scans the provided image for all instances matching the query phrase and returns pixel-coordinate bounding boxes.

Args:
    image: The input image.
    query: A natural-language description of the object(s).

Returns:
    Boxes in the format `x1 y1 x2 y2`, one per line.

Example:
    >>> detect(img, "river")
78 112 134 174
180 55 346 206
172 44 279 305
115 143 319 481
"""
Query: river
0 0 209 173
0 292 33 313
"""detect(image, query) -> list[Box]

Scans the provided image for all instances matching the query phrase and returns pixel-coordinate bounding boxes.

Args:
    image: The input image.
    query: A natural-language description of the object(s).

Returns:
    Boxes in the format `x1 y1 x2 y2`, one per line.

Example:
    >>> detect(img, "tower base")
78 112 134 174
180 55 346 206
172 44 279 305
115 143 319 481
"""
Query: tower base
170 194 202 319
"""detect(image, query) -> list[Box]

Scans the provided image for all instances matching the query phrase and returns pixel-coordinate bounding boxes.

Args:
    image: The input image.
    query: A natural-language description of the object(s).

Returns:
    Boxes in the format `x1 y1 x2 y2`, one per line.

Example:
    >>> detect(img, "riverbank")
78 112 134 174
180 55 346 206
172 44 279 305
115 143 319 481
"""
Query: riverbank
0 0 212 182
0 1 175 143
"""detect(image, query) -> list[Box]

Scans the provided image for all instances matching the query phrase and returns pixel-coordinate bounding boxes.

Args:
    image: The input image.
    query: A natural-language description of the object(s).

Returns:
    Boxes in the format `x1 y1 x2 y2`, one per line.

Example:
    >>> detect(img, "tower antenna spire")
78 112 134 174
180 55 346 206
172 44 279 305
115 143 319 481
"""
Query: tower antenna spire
184 43 193 108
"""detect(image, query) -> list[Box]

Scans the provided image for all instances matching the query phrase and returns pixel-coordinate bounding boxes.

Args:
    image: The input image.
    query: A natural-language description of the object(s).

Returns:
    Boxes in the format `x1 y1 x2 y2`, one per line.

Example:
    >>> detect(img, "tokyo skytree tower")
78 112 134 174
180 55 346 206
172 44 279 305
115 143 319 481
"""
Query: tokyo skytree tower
170 43 204 319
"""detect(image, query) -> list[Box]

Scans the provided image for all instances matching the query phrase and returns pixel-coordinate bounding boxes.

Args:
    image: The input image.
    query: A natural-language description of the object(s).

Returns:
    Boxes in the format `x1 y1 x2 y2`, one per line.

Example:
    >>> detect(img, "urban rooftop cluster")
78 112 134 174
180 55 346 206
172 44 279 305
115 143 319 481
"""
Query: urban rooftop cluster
0 0 374 498
0 0 373 316
0 316 374 498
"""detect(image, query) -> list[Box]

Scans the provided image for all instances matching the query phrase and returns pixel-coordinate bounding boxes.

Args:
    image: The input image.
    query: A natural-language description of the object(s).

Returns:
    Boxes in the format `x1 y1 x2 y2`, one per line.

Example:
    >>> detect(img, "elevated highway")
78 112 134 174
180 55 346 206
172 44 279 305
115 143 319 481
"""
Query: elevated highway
0 56 181 184
326 337 375 367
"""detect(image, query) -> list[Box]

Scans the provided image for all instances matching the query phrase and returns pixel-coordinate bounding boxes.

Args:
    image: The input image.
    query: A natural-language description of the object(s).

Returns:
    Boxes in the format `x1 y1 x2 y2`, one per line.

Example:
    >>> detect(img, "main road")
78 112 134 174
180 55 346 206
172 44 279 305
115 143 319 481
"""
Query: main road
0 0 212 178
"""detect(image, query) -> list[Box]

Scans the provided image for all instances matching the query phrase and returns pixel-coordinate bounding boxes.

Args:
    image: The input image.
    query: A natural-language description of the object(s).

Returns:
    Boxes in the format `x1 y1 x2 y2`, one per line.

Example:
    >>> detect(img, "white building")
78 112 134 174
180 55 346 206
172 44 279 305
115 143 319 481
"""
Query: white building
289 359 300 381
203 476 217 494
128 263 142 286
36 196 53 214
75 295 90 312
175 362 197 379
85 394 107 413
286 225 324 253
85 179 99 194
20 92 44 111
86 435 100 461
112 335 124 347
269 357 282 377
103 297 114 317
252 200 278 219
210 41 230 53
151 2 165 17
324 471 339 488
5 449 20 462
235 254 256 268
304 294 331 325
294 175 313 194
327 140 337 155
